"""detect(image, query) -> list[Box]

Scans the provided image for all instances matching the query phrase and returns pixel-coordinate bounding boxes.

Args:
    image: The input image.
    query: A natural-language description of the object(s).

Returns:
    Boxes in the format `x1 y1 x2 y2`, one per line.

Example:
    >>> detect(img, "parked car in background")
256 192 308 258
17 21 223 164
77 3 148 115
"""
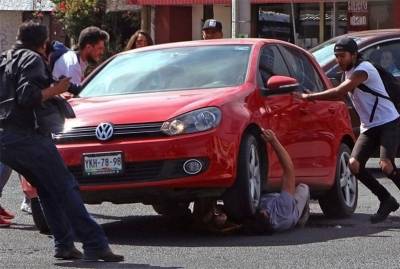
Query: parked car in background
311 29 400 137
27 39 356 232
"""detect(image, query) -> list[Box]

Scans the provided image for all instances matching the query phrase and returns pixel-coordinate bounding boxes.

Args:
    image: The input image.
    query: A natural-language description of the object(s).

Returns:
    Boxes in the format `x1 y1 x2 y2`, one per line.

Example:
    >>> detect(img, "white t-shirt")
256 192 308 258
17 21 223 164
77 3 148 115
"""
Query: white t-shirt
346 61 399 133
52 50 87 85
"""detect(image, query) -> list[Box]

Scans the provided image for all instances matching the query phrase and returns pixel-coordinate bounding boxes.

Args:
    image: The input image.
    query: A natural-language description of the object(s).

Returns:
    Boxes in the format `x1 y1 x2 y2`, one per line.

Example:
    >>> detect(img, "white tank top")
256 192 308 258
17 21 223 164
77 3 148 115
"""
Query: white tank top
346 61 399 133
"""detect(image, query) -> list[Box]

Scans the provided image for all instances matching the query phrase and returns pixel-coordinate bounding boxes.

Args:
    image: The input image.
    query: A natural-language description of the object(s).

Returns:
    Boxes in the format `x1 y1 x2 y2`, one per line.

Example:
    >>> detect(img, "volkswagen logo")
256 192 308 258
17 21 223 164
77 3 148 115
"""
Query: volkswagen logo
95 122 114 141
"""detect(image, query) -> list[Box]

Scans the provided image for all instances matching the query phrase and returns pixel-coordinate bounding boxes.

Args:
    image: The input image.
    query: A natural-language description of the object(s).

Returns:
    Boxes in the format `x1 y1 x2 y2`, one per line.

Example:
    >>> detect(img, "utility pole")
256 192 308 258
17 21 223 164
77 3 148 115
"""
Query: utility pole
232 0 238 38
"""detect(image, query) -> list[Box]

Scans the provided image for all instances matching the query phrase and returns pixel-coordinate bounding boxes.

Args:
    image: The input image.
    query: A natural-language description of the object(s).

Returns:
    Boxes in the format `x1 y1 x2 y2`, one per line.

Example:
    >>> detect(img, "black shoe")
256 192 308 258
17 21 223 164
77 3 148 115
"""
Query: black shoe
54 247 83 260
370 196 400 224
83 248 124 262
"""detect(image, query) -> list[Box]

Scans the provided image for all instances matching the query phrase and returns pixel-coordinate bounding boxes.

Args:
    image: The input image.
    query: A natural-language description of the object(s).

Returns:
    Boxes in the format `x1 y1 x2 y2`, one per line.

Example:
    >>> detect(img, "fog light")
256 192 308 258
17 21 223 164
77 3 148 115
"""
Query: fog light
183 159 203 175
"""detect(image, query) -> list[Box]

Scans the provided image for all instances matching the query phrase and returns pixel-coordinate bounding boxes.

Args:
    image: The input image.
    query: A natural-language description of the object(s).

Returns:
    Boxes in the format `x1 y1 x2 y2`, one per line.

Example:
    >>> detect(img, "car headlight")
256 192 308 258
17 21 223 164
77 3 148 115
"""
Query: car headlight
161 107 222 136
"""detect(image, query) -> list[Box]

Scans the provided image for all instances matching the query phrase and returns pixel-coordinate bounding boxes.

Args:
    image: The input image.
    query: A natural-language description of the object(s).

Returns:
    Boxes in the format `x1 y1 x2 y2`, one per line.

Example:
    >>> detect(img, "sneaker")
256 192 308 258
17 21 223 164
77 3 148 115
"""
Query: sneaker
83 248 124 262
0 205 15 219
0 216 11 228
297 198 310 228
370 196 400 224
20 198 32 214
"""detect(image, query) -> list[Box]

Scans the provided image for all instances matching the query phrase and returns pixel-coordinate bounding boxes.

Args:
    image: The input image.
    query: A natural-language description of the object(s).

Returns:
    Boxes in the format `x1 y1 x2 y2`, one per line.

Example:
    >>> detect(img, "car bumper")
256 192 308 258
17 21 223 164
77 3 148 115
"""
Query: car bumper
57 130 238 194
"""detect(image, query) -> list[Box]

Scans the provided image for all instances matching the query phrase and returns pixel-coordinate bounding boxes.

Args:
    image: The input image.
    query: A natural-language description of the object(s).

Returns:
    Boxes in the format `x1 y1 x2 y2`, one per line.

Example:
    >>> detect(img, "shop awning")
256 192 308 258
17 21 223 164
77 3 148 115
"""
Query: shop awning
127 0 231 5
127 0 338 5
251 0 327 3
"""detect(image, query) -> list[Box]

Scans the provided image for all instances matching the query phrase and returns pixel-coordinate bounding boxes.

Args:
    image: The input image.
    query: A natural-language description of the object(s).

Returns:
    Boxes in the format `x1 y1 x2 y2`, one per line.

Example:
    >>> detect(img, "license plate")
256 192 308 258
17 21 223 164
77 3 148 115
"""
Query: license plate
83 152 123 176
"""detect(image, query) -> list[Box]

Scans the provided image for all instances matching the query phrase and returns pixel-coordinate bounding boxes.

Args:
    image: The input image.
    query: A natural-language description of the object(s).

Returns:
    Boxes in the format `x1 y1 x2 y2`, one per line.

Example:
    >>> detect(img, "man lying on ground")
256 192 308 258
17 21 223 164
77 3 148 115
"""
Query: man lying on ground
196 129 311 234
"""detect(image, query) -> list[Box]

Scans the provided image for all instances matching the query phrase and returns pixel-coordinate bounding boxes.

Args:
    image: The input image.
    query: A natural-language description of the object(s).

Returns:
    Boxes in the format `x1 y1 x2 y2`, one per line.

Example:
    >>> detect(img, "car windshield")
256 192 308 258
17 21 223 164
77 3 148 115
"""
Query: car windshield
80 45 252 97
311 37 363 66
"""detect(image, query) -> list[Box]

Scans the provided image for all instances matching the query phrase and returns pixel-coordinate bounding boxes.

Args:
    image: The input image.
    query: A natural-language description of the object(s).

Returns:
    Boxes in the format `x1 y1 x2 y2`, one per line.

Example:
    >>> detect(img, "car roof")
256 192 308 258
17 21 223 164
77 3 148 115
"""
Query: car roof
331 29 400 46
343 28 400 38
119 38 299 54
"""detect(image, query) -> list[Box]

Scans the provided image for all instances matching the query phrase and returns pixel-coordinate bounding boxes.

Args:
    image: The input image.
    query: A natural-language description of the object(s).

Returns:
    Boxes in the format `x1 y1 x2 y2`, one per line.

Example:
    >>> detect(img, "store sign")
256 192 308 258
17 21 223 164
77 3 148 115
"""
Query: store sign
348 0 368 12
348 0 368 31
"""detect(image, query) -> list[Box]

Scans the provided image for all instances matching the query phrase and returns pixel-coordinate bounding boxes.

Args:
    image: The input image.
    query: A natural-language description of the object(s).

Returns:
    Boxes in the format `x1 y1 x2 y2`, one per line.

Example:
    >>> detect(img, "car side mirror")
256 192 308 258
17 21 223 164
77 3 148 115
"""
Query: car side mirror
261 75 299 96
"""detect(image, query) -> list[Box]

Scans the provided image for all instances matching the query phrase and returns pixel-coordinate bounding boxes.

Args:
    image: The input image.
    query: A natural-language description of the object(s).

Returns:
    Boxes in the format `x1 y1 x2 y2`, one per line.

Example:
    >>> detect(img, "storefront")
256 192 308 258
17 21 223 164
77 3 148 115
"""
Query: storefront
252 0 398 49
253 1 349 49
123 0 399 48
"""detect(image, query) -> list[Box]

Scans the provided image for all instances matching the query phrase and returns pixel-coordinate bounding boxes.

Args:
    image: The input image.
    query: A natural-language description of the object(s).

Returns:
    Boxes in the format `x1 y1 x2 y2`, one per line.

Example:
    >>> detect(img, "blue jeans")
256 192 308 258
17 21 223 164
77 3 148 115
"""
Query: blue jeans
0 162 12 198
0 130 109 253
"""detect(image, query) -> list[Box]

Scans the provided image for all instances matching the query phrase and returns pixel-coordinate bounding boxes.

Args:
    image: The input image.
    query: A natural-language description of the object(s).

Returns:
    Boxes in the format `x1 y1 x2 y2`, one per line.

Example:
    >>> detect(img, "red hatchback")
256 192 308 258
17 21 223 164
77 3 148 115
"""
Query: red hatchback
33 39 357 226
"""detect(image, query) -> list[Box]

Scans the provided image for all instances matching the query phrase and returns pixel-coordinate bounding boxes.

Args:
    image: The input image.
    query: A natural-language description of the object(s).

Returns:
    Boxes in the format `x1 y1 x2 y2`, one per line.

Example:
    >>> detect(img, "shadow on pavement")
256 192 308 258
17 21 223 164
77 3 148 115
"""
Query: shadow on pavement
97 212 400 247
6 222 38 232
54 261 182 269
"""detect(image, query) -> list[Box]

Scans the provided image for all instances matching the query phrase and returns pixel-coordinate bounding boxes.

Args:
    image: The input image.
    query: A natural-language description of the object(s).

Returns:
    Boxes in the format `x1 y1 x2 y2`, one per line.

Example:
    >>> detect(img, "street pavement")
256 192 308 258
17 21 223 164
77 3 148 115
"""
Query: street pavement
1 161 400 269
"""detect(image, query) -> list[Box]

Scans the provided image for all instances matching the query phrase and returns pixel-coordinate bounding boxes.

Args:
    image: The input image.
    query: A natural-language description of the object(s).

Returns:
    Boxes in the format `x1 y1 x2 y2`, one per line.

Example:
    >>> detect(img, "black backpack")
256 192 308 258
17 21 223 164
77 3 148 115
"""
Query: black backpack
0 50 16 121
356 61 400 114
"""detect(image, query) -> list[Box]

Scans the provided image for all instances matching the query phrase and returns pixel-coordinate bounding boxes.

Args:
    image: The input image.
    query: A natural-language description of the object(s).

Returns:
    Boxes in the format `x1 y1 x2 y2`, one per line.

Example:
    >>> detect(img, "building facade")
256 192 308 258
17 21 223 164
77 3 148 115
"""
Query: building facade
0 0 62 52
124 0 400 49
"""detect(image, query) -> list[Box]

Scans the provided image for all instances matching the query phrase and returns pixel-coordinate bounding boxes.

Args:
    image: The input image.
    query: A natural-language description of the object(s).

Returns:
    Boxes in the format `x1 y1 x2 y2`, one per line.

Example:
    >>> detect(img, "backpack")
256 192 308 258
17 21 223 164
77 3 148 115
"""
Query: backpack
49 41 71 72
356 61 400 114
0 50 16 121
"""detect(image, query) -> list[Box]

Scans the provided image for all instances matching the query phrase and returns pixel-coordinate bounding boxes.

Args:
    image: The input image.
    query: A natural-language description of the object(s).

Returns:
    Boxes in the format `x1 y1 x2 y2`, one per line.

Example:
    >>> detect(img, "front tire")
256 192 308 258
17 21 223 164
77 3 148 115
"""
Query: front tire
223 132 265 220
319 144 358 218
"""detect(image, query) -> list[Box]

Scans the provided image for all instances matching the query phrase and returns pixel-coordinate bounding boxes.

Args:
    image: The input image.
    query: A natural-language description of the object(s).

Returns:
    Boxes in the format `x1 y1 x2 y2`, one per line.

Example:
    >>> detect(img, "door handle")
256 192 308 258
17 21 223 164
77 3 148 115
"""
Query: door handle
328 107 336 114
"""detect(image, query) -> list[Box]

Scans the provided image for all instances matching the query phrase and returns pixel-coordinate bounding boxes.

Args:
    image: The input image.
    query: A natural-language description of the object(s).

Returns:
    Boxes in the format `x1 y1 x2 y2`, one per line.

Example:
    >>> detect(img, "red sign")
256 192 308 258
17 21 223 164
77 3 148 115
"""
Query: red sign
348 0 368 31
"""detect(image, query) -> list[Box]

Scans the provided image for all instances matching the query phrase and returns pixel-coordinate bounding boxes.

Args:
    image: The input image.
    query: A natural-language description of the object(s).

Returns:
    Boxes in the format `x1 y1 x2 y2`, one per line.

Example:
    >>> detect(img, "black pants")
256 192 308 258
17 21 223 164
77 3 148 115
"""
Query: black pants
351 118 400 201
0 130 109 254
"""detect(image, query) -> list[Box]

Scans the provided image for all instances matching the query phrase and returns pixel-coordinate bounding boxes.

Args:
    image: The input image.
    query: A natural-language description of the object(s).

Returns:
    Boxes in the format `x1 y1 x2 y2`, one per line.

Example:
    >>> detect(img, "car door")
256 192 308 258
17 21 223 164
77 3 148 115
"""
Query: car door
278 45 337 180
257 44 306 186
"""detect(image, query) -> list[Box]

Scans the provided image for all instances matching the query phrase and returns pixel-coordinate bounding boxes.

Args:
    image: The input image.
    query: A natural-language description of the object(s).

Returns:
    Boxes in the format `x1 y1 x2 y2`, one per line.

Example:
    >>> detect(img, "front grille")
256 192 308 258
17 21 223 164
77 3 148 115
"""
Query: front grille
53 122 165 142
70 158 208 185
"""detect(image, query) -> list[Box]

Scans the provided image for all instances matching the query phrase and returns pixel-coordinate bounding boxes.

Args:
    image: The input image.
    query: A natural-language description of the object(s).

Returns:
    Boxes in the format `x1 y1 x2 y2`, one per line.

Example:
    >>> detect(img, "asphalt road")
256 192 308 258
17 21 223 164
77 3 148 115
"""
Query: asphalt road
1 166 400 269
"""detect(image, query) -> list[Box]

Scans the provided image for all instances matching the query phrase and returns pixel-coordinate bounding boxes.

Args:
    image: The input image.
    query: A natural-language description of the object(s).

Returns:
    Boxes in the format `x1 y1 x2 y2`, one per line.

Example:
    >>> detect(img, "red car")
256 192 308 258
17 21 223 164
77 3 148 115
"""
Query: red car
27 39 356 231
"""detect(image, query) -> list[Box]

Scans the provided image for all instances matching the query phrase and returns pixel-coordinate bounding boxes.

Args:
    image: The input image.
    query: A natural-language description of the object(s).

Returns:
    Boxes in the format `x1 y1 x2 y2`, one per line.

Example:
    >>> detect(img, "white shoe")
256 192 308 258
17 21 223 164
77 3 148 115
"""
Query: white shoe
20 198 32 214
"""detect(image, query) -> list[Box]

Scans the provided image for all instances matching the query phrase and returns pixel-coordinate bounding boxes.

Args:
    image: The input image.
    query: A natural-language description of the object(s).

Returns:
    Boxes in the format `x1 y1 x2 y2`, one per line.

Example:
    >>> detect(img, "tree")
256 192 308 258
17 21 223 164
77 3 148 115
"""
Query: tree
52 0 140 53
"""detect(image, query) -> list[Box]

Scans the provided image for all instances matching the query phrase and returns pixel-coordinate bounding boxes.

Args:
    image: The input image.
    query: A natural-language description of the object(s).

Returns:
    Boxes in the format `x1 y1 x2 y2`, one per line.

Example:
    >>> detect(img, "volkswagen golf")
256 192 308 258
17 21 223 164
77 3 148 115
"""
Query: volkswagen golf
27 39 357 231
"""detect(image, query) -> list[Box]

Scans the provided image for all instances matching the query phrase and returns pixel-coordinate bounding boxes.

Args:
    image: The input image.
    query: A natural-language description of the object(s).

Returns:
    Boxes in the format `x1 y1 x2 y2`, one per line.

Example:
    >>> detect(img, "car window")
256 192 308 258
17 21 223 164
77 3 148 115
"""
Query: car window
279 46 326 92
311 37 363 67
362 40 400 77
327 65 342 84
80 45 252 97
258 45 290 86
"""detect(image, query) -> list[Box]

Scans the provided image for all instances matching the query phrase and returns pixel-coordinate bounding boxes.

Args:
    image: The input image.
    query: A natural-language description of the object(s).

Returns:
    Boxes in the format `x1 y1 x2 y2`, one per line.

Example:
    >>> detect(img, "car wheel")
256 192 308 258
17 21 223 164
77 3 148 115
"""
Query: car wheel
223 132 264 220
319 144 358 218
152 202 191 217
31 197 51 234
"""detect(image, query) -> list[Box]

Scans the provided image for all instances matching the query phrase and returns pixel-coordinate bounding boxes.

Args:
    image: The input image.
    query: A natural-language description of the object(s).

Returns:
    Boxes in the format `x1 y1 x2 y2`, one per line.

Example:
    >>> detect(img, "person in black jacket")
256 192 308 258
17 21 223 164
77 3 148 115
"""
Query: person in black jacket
0 21 123 262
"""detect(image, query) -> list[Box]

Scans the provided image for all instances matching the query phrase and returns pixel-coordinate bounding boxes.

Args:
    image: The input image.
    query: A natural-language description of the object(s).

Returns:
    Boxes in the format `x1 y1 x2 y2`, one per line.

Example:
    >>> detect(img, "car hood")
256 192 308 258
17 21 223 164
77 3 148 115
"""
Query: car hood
67 87 246 127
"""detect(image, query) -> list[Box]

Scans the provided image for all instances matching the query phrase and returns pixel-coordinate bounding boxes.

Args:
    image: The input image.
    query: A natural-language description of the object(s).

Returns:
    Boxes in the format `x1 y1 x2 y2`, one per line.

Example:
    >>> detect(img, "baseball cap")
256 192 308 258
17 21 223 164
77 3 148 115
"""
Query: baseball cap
202 19 222 31
334 37 358 54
